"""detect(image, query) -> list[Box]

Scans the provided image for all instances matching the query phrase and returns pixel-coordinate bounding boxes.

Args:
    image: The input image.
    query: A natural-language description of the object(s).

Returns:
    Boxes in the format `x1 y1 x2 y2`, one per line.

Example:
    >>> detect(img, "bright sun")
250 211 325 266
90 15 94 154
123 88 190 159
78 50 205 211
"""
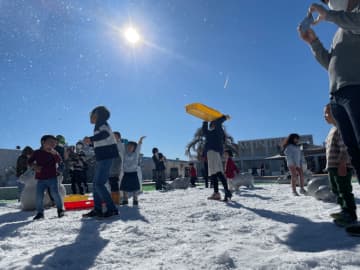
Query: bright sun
124 27 141 44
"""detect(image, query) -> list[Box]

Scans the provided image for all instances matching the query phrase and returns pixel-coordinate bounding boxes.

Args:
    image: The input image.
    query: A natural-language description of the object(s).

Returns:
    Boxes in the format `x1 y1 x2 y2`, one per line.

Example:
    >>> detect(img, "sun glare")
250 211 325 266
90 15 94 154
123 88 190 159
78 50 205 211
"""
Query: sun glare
124 27 141 44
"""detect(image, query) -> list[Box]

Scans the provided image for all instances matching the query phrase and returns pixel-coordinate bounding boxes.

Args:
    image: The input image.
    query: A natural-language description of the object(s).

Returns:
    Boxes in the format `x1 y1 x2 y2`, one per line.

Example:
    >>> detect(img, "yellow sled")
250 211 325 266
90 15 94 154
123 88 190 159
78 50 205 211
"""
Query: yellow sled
64 194 90 202
185 103 223 122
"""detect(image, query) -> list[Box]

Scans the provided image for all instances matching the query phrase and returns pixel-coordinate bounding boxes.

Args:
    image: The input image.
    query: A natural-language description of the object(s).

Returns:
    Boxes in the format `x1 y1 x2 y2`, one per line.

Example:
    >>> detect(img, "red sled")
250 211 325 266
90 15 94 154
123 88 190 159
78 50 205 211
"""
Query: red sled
64 194 94 210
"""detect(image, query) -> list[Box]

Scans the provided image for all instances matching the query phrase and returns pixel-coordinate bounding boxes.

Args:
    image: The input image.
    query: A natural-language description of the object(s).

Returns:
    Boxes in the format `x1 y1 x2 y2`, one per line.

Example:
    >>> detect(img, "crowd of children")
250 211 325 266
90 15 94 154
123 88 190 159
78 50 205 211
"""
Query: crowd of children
15 104 242 220
16 105 235 220
13 104 360 235
13 106 147 220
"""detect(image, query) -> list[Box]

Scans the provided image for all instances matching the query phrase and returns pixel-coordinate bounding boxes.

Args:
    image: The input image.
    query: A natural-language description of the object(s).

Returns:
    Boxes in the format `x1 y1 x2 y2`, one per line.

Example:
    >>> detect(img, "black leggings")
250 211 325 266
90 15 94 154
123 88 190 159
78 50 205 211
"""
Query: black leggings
331 86 360 183
211 172 230 194
109 176 120 192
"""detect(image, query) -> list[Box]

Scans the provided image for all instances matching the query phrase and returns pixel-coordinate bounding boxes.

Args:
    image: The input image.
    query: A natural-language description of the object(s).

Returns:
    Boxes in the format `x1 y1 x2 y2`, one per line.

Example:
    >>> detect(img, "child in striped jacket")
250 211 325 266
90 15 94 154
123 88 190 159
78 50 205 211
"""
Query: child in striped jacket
83 106 119 218
324 104 357 227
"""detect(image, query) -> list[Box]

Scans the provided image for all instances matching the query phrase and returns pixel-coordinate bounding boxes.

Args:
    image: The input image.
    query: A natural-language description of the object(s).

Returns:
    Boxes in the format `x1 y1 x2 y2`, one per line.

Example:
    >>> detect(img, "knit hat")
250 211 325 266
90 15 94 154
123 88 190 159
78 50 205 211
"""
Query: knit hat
56 135 66 145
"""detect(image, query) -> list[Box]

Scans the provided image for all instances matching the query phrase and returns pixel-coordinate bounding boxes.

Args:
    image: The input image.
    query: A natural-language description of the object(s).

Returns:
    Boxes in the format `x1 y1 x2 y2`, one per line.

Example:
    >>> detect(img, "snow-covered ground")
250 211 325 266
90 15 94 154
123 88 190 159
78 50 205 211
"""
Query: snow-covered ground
1 183 360 270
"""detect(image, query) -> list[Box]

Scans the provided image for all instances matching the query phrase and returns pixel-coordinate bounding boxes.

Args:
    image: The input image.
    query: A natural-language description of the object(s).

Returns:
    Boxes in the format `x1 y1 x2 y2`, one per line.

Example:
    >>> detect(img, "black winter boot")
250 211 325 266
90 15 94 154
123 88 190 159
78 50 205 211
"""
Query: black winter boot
216 172 232 201
33 213 44 220
58 208 65 218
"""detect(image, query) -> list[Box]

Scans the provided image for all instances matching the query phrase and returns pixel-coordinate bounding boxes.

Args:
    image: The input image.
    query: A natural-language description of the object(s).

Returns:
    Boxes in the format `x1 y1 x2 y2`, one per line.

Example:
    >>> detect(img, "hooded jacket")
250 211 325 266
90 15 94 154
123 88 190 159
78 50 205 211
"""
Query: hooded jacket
202 115 227 154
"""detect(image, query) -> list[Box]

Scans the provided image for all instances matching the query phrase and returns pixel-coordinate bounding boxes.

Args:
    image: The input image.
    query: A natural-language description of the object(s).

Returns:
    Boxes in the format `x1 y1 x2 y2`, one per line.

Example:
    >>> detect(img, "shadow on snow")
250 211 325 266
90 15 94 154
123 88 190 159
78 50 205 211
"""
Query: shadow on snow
0 209 34 240
26 219 110 270
227 202 359 252
25 207 149 269
117 206 150 223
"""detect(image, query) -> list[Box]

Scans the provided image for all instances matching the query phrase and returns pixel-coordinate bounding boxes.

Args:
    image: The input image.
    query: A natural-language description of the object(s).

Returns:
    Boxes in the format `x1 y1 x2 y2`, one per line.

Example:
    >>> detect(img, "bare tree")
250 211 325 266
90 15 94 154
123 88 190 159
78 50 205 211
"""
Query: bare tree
185 126 239 161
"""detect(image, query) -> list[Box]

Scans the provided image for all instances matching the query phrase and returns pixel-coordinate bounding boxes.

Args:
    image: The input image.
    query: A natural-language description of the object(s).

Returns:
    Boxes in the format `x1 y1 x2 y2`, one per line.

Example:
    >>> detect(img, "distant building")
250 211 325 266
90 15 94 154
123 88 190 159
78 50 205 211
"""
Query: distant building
236 135 325 176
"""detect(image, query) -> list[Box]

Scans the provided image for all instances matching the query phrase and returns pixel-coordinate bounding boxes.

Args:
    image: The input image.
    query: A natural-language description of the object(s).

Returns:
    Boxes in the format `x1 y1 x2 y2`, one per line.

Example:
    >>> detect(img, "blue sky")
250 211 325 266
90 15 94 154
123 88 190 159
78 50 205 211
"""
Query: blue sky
0 0 337 159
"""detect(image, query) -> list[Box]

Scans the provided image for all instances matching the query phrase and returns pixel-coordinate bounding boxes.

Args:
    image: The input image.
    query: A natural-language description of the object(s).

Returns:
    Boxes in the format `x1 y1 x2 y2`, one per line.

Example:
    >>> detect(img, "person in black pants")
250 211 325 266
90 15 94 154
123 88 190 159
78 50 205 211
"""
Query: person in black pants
69 143 89 194
202 115 232 201
152 148 166 190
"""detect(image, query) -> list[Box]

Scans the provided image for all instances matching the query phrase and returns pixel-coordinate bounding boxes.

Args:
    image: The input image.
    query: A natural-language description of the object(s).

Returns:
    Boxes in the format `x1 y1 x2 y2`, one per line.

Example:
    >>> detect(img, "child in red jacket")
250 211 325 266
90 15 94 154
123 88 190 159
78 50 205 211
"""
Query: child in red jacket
189 162 197 187
28 135 64 220
224 150 239 192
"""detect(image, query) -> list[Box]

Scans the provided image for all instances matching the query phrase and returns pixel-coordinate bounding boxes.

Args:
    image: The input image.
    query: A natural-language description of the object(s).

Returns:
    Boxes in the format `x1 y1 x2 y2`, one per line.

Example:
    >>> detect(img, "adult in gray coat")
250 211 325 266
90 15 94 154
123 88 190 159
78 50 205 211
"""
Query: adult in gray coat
298 0 360 184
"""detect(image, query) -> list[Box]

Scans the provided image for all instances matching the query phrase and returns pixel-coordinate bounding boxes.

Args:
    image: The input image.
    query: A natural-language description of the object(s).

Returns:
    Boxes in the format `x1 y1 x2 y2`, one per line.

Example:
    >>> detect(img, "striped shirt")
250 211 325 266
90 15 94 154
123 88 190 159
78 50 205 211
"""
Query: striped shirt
325 126 352 169
90 122 119 161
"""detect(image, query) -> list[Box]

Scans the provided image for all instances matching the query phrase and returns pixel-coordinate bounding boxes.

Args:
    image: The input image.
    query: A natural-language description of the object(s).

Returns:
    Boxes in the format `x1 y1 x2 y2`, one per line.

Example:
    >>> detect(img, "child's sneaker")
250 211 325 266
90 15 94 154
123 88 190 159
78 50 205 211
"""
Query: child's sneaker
82 209 100 218
334 212 357 227
330 211 343 220
57 209 65 218
299 188 307 195
223 191 232 202
292 191 300 196
346 224 360 236
102 209 119 218
120 200 128 206
208 192 221 200
33 213 44 220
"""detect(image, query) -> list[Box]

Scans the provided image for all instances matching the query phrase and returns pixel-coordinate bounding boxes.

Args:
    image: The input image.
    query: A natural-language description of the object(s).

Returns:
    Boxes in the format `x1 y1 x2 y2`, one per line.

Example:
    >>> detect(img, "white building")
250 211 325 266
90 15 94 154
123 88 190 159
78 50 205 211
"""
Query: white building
236 135 325 176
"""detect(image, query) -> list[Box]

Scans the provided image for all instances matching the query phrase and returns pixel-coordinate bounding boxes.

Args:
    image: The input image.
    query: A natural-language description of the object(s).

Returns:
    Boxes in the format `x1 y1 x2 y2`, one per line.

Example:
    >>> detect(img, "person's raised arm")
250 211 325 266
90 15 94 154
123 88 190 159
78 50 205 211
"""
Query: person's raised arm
311 3 360 33
298 27 331 70
89 130 109 142
214 115 230 128
202 121 209 135
327 10 360 32
136 136 146 158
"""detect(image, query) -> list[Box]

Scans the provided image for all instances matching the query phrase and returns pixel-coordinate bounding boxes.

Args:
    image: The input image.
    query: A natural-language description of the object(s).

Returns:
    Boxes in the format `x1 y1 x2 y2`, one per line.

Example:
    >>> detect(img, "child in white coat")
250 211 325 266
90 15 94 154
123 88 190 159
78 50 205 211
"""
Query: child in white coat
120 136 146 206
